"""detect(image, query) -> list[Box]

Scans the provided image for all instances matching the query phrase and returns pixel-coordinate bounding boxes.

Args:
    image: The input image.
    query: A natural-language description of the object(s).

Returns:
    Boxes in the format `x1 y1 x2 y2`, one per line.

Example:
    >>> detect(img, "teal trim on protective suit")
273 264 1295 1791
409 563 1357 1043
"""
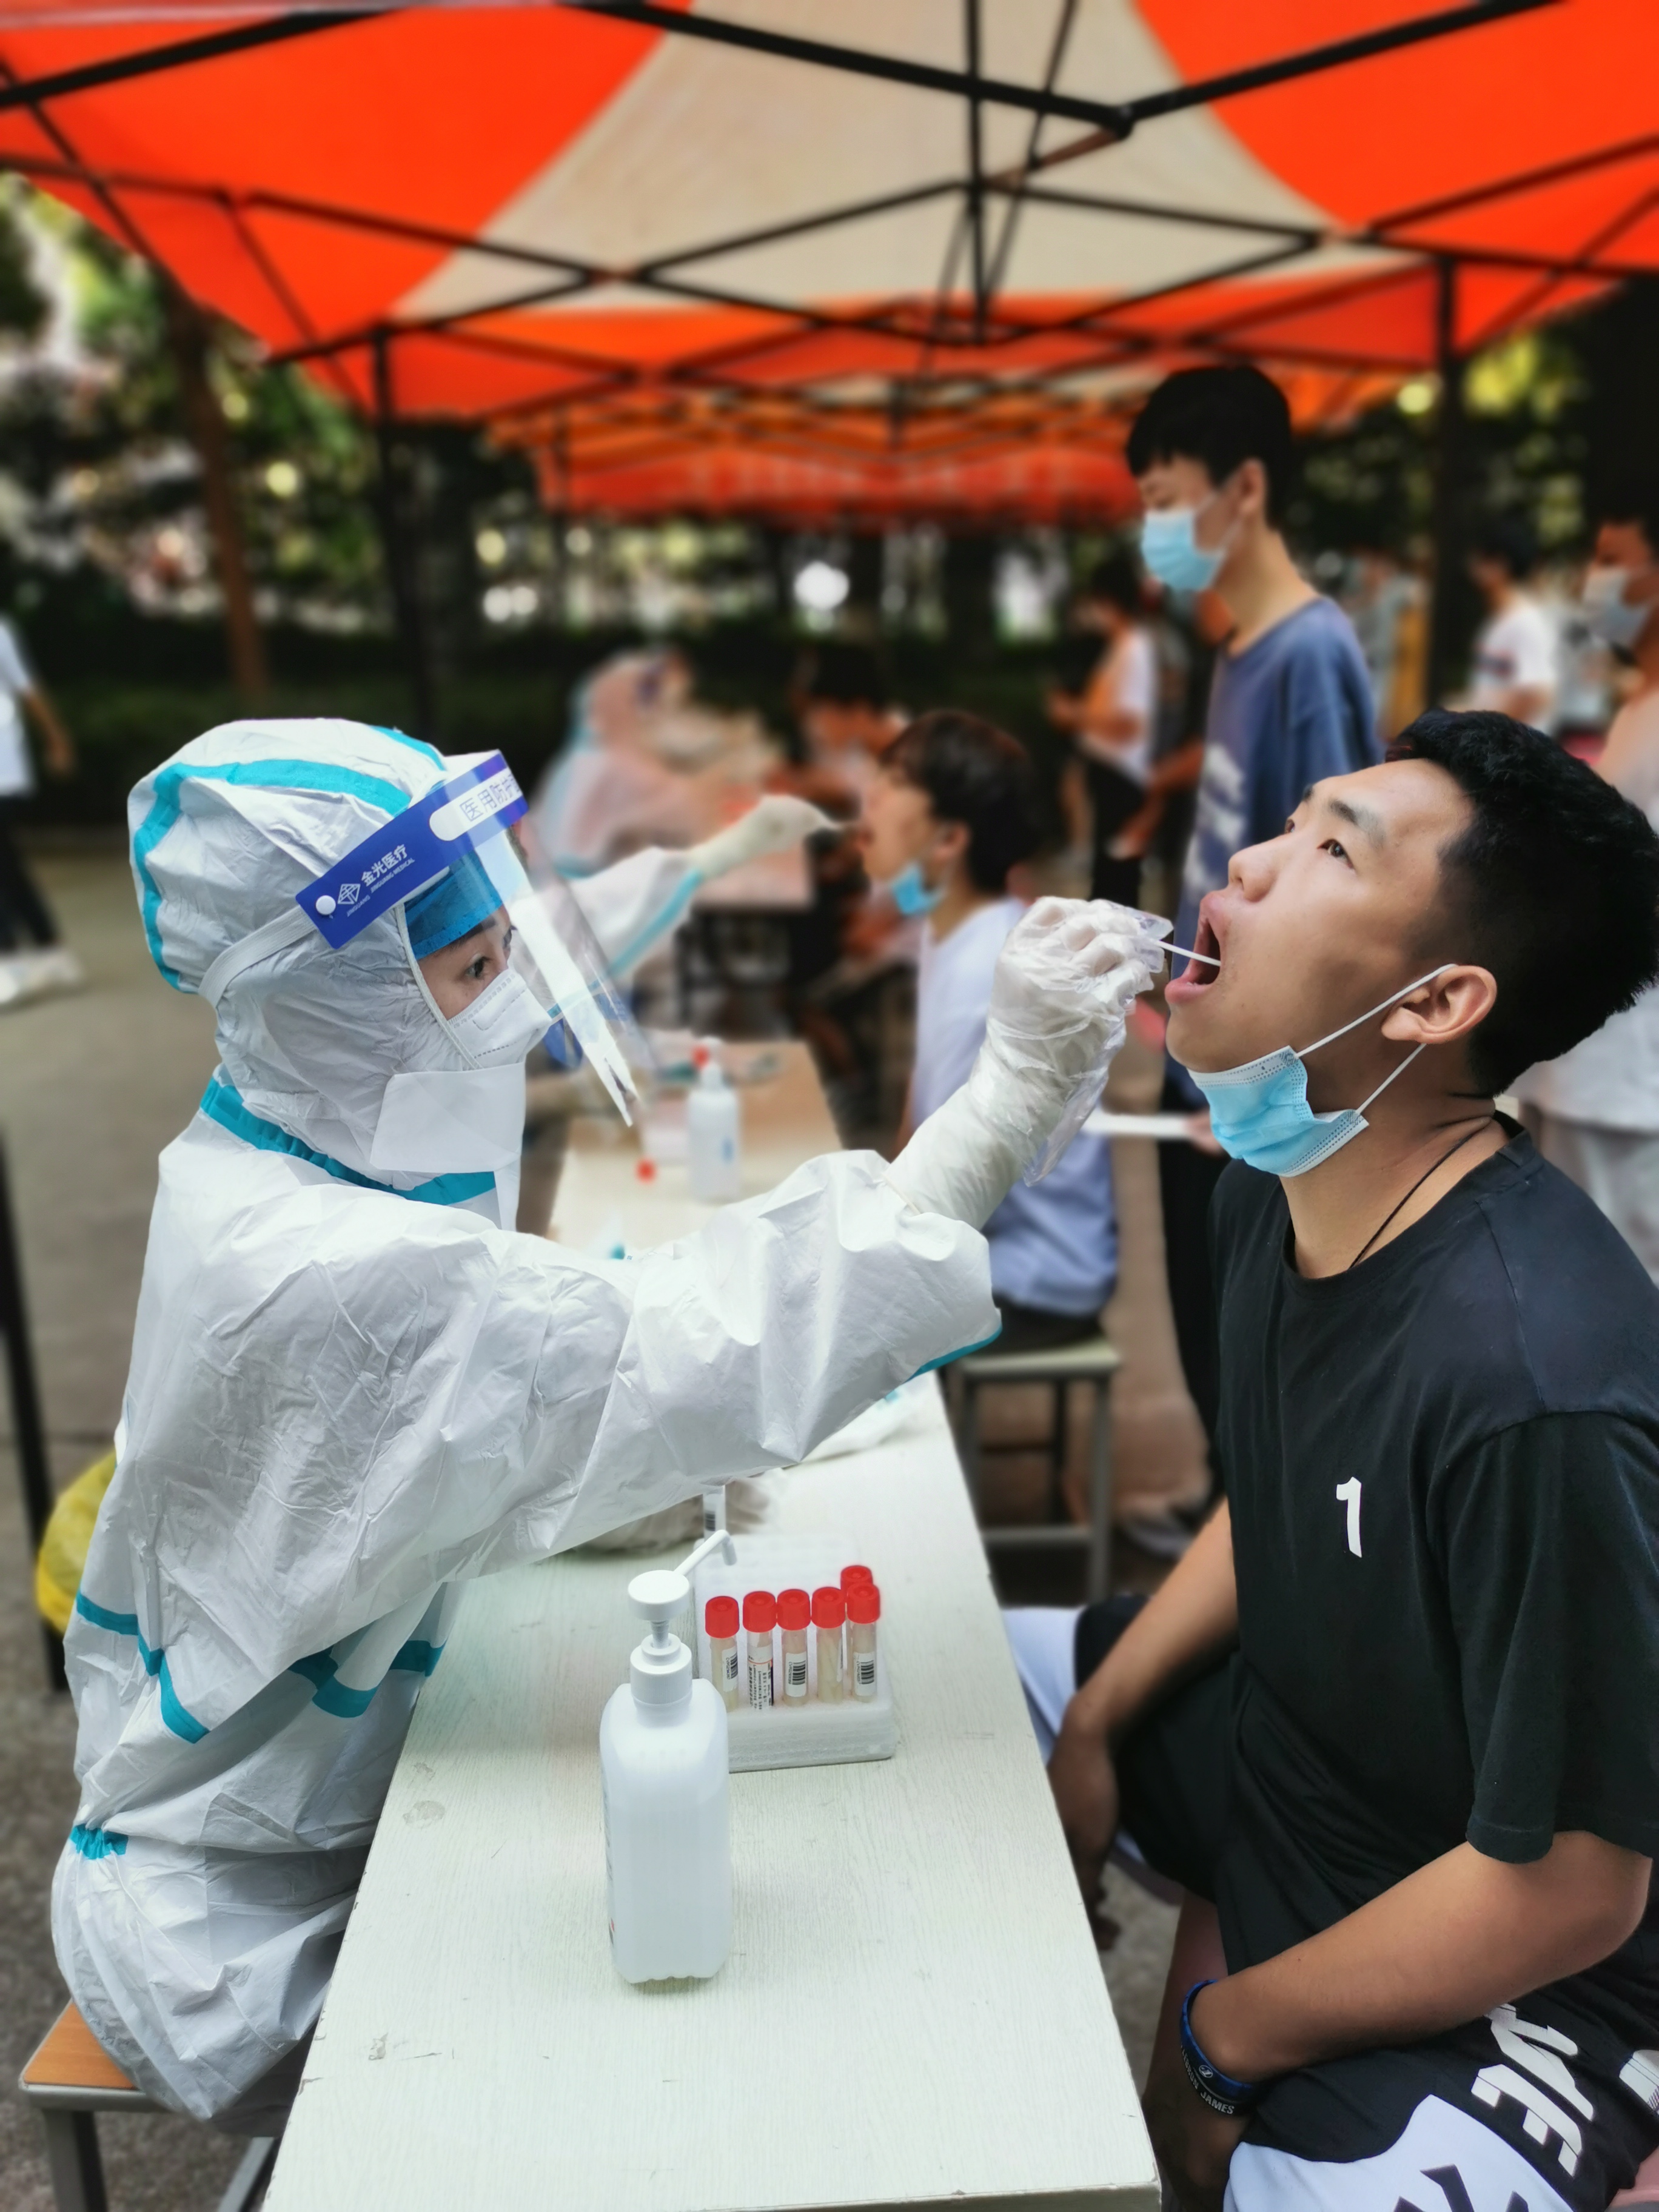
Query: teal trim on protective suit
312 1675 378 1720
198 1078 497 1209
601 866 703 983
288 1634 446 1717
73 1591 140 1638
908 1324 1004 1380
73 1590 209 1743
70 1824 128 1859
132 758 413 988
370 724 444 767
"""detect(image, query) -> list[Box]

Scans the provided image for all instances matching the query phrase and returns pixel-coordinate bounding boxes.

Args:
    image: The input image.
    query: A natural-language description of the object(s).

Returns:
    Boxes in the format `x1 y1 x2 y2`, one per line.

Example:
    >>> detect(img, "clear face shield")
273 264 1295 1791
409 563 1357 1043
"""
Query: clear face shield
297 754 645 1173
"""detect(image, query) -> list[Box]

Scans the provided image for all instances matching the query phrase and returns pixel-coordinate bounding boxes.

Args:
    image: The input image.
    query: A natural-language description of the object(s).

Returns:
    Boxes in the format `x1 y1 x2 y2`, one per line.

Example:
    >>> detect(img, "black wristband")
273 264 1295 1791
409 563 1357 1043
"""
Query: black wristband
1178 1980 1262 2119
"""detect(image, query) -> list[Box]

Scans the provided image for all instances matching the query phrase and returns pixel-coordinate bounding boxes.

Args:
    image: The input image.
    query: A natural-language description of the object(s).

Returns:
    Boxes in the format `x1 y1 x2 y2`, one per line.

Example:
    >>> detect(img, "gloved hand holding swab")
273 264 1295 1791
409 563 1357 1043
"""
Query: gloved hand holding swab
886 896 1170 1224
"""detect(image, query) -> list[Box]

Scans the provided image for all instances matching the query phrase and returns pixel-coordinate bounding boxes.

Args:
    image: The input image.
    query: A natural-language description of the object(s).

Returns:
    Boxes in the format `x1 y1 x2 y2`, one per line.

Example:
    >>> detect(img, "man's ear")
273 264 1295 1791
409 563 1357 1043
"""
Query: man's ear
934 819 971 878
1380 965 1499 1051
1233 457 1269 526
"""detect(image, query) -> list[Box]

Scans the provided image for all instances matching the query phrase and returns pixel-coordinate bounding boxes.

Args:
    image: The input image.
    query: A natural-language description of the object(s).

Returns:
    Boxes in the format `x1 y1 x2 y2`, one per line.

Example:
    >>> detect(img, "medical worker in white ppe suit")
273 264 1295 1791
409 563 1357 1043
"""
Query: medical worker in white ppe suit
53 718 1160 2130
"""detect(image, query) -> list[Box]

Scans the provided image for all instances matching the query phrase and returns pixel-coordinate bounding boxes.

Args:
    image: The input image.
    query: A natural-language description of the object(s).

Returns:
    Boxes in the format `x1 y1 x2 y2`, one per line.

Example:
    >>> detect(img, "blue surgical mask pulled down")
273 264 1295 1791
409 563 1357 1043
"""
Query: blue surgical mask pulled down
1177 965 1455 1178
1140 502 1228 595
888 860 946 918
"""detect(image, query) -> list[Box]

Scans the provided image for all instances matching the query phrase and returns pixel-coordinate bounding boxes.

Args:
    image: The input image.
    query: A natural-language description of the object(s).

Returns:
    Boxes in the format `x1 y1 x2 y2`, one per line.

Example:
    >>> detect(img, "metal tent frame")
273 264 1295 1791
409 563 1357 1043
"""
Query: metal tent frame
0 0 1637 698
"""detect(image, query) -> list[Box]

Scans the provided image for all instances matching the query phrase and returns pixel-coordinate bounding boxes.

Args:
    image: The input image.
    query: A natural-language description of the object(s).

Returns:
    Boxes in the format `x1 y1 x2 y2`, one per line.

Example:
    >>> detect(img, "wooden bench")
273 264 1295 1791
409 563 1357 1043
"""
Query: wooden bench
949 1334 1122 1600
19 2002 277 2212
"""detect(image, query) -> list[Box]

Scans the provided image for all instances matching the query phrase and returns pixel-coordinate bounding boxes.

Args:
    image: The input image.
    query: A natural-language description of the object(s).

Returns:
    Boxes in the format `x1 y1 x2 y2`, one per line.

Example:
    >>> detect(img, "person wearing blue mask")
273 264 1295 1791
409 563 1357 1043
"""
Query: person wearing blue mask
1125 366 1379 1553
1004 709 1659 2212
862 709 1125 1355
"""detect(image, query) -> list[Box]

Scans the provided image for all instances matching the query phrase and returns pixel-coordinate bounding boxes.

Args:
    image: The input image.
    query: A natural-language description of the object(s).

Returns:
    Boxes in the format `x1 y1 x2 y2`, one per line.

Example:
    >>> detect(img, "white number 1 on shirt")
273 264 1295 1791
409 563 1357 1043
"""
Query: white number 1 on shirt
1335 1477 1362 1558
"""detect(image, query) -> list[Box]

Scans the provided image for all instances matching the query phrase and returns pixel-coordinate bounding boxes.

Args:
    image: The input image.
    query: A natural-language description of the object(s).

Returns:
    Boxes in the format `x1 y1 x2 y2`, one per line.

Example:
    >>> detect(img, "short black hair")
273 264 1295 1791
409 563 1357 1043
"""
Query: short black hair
883 709 1037 894
1470 514 1538 581
1598 474 1659 557
1083 552 1144 619
802 640 887 709
1388 708 1659 1093
1125 364 1294 527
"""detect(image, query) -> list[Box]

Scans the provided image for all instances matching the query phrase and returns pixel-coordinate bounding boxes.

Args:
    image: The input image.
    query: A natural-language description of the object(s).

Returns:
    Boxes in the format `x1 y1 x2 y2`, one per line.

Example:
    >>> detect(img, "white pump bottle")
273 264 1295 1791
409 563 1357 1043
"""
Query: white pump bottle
687 1041 742 1202
600 1530 735 1983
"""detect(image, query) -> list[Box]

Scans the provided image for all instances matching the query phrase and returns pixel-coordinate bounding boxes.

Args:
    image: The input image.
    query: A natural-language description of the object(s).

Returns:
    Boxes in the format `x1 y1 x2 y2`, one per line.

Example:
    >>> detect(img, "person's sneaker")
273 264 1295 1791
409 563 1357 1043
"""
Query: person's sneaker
0 947 84 1009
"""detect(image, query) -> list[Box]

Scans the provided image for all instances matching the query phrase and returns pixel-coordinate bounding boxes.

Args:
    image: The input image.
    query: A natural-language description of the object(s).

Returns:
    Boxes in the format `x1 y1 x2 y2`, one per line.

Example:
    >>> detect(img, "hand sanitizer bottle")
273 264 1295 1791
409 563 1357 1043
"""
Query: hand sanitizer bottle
600 1533 734 1983
687 1041 741 1202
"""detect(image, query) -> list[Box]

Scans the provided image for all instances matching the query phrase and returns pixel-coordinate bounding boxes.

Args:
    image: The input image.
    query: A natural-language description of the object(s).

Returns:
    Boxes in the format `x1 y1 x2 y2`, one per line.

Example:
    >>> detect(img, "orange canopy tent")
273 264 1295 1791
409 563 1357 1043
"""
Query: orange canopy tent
0 0 1644 530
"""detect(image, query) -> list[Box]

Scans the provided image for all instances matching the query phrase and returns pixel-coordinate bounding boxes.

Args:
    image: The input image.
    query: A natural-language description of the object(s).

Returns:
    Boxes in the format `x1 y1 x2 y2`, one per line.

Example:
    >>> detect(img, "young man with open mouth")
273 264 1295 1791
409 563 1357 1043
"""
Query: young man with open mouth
1007 708 1659 2210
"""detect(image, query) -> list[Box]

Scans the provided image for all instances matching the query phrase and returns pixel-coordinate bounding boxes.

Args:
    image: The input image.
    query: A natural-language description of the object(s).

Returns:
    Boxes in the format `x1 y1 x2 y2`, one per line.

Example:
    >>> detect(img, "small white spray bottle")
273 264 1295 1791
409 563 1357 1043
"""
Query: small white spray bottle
686 1040 742 1202
600 1528 735 1983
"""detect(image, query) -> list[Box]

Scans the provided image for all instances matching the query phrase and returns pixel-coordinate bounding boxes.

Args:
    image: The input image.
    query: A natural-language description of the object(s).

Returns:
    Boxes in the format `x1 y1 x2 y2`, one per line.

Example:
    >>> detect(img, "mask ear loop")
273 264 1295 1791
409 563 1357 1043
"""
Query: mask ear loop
397 899 487 1071
1296 964 1457 1064
1295 964 1458 1121
1354 1042 1427 1115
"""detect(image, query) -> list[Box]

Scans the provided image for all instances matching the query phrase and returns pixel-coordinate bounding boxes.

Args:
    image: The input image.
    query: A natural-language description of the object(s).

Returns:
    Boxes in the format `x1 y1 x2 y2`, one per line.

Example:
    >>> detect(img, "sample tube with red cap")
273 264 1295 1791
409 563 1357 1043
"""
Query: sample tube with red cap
777 1588 811 1704
705 1594 740 1711
848 1582 880 1700
742 1590 776 1710
812 1585 846 1702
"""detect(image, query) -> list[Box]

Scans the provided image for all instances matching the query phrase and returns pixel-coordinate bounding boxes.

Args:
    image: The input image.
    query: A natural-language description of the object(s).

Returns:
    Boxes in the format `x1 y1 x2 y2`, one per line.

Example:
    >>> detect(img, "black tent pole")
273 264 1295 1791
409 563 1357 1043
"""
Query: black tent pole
1428 257 1467 708
372 329 438 742
0 1135 66 1691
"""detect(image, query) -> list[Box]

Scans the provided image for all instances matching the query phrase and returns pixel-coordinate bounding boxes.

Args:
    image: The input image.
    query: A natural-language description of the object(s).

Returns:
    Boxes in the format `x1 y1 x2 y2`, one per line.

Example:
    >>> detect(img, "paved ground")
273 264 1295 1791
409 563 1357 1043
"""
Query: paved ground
1 842 244 2211
0 843 1182 2209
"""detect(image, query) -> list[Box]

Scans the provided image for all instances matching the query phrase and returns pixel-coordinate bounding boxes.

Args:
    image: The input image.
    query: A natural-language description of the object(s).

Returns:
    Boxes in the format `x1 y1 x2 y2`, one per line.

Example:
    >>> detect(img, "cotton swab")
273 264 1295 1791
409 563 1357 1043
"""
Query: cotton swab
1165 944 1222 967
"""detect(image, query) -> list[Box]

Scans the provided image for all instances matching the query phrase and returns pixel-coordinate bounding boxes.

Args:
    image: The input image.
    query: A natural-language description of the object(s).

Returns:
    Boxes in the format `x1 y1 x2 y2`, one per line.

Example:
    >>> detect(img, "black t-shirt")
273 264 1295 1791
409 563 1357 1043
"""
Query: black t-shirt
1210 1131 1659 2037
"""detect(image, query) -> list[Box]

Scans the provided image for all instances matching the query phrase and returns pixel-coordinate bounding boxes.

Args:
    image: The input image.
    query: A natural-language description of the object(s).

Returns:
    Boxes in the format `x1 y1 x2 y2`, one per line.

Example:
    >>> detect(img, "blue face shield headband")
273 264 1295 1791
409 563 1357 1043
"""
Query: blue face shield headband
1178 965 1455 1178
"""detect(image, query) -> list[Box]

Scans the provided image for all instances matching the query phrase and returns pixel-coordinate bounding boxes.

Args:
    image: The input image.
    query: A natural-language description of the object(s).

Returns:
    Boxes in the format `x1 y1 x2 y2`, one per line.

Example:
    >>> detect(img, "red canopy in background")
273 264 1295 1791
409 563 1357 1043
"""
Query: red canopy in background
0 0 1644 521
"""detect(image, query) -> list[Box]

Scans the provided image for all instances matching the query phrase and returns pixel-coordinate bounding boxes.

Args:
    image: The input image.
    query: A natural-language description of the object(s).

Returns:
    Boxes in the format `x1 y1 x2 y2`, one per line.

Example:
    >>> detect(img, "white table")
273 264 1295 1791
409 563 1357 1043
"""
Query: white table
266 1051 1158 2212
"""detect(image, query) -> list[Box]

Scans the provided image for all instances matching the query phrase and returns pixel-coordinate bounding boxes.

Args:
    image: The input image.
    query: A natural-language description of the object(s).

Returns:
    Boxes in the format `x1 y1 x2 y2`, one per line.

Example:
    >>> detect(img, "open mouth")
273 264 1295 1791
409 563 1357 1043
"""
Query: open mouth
1183 909 1222 987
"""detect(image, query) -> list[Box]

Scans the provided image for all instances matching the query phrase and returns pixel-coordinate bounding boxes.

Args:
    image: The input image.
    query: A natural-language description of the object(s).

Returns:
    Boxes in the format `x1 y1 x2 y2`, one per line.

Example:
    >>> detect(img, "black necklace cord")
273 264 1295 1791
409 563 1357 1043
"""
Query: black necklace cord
1346 1117 1499 1272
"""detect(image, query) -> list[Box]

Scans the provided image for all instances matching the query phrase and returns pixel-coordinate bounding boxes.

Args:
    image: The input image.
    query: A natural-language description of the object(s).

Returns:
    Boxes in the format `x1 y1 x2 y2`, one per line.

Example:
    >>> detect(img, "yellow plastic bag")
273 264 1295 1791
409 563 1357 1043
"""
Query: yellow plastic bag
35 1450 116 1637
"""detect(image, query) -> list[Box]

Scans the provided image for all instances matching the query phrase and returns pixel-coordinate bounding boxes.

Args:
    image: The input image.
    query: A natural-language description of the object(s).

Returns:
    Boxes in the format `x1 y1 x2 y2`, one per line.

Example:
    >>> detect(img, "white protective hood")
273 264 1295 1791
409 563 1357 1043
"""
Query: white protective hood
131 717 518 1219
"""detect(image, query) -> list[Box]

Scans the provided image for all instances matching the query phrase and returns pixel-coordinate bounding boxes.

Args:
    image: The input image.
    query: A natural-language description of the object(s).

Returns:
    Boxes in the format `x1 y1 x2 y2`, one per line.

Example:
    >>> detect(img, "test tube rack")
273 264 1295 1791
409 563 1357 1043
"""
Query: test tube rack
692 1532 896 1772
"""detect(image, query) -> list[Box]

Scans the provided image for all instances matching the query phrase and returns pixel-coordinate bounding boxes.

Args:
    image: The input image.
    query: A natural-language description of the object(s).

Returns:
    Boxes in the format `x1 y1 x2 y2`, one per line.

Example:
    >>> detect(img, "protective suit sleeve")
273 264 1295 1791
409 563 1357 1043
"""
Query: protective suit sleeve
686 793 833 879
566 799 833 986
565 846 702 985
886 897 1161 1228
121 1130 994 1721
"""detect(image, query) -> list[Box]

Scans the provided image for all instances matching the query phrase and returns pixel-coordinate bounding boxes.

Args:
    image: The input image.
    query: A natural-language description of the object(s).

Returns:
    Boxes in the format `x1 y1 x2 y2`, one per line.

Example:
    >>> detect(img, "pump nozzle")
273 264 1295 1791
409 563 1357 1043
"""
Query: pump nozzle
625 1566 697 1707
677 1526 737 1579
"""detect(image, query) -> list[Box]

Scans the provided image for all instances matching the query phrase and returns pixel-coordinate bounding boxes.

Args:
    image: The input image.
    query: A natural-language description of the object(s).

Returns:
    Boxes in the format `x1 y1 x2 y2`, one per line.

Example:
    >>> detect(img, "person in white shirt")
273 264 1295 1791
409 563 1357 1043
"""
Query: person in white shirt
1048 555 1158 909
863 709 1118 1351
1467 516 1558 732
1514 483 1659 1276
0 611 76 949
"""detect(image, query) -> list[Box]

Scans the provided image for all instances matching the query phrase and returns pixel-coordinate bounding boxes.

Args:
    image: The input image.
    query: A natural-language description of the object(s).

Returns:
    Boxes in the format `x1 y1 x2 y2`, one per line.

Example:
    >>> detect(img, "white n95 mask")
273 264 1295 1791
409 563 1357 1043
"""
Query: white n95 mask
444 966 554 1068
370 1064 527 1174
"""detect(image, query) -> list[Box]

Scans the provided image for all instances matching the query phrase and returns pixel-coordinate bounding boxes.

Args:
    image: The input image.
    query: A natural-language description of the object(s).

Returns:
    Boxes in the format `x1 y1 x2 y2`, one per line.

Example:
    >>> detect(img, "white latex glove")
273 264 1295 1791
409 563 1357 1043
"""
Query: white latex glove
688 793 836 881
886 897 1166 1228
